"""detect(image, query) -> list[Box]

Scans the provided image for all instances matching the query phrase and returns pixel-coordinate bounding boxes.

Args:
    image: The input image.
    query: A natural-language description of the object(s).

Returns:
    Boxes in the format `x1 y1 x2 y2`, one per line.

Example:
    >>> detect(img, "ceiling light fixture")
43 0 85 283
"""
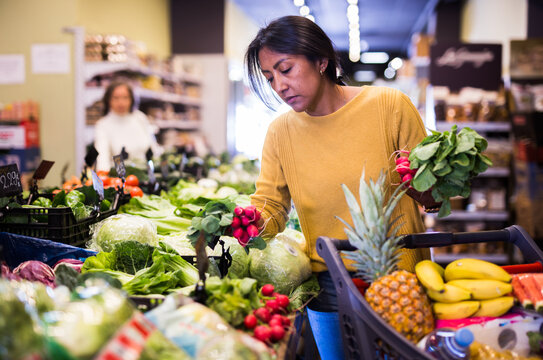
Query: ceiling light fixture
299 5 310 16
293 0 304 6
361 52 390 64
346 1 361 62
305 14 315 22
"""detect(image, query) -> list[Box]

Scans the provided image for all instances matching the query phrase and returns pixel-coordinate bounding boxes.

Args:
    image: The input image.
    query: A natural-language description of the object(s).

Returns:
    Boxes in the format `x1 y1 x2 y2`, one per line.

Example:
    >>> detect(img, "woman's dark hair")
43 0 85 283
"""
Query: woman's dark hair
102 80 135 115
245 15 343 109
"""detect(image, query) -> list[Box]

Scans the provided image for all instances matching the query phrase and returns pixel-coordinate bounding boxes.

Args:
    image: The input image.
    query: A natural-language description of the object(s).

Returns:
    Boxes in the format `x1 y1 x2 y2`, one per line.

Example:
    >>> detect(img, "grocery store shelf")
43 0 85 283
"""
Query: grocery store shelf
477 167 510 177
435 121 511 133
428 210 509 222
84 61 201 84
433 253 509 264
154 119 200 130
85 87 201 107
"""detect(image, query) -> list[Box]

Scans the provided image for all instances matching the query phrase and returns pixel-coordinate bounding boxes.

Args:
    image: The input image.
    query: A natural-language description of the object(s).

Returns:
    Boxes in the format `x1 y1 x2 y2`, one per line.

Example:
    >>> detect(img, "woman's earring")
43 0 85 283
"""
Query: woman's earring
320 69 324 76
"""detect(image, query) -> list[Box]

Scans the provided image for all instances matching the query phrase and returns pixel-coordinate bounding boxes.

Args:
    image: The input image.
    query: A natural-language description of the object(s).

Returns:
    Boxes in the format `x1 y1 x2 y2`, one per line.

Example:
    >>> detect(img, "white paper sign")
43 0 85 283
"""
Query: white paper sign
31 43 70 74
0 55 25 84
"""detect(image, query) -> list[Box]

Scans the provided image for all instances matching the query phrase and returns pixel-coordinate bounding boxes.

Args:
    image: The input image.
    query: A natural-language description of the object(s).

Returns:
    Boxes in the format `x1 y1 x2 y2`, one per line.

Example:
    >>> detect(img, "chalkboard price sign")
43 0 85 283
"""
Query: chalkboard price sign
113 154 126 179
0 164 23 197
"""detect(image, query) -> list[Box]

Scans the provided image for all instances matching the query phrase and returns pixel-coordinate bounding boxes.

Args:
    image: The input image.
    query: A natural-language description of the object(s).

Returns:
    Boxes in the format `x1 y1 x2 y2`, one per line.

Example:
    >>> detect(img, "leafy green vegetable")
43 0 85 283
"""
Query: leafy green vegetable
408 125 493 217
112 240 154 275
221 237 249 279
31 197 52 208
288 275 320 310
65 189 85 208
119 195 192 235
90 214 158 252
187 199 237 248
54 264 80 291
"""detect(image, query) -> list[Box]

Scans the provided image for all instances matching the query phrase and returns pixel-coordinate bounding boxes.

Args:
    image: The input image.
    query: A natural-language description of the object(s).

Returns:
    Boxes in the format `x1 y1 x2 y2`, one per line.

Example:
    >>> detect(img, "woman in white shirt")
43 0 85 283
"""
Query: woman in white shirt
94 80 162 171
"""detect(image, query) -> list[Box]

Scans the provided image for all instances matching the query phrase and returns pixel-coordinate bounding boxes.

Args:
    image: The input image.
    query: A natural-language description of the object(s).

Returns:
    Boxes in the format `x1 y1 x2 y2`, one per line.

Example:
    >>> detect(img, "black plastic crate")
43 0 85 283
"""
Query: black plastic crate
0 206 118 248
316 225 543 360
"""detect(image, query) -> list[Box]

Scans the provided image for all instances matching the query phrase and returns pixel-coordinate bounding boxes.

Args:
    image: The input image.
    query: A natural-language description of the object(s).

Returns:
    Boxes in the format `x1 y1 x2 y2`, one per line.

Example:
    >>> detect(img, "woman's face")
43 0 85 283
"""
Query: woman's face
258 46 326 113
109 84 132 115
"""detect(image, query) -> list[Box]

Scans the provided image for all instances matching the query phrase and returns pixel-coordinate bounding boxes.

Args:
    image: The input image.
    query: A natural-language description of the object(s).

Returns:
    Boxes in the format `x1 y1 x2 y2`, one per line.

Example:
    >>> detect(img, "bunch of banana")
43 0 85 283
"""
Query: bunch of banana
415 259 515 320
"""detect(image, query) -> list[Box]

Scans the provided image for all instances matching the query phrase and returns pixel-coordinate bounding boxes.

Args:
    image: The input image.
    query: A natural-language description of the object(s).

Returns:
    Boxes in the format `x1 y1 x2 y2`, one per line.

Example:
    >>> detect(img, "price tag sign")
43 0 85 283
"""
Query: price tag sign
0 164 23 197
32 160 55 180
90 169 104 201
113 154 126 179
145 148 153 162
147 160 156 184
160 160 169 179
84 145 99 168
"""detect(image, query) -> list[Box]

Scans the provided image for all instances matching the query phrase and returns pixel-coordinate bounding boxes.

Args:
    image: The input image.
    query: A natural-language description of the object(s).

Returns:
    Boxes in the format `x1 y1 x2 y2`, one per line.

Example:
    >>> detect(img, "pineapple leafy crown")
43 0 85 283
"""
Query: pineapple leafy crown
336 169 407 283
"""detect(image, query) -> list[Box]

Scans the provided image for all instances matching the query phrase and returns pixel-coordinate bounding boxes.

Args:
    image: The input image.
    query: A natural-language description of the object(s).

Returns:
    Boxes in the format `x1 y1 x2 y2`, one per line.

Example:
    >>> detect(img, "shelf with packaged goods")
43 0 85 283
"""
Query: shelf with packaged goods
84 61 201 84
435 121 511 133
154 120 201 131
85 86 201 108
476 167 510 178
425 210 509 222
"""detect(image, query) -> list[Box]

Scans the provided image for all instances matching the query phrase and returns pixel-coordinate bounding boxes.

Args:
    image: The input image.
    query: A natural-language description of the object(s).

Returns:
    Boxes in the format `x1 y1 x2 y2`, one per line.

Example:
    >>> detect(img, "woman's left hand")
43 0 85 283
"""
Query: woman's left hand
406 187 442 213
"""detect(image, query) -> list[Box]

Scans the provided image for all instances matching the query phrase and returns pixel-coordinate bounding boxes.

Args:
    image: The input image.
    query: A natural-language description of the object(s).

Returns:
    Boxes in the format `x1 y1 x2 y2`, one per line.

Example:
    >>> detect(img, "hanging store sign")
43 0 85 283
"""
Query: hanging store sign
430 42 502 91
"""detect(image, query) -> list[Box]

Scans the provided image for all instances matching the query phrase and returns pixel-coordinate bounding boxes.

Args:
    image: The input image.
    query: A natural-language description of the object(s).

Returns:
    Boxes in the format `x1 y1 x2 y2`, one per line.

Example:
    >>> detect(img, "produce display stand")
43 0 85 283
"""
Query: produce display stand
316 225 543 360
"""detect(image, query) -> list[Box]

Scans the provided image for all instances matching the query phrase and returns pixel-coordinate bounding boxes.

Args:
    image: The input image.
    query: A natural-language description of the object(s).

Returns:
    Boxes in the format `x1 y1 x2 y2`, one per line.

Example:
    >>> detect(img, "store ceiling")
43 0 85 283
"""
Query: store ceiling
231 0 441 57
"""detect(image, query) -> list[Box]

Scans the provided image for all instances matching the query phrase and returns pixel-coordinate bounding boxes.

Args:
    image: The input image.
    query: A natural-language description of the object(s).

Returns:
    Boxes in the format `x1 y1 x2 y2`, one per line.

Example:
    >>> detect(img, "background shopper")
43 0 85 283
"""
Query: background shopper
94 80 162 171
245 15 439 359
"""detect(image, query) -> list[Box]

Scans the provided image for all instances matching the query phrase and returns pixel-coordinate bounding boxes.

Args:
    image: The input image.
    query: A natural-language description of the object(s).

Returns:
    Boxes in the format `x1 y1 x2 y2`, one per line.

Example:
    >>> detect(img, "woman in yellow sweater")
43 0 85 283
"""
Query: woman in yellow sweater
245 16 438 359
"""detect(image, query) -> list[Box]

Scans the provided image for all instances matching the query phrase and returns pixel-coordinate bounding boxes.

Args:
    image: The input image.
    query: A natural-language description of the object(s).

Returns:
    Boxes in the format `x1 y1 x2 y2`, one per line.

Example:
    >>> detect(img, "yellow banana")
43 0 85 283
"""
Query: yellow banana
427 283 472 303
444 258 512 283
433 301 480 320
447 279 512 300
415 260 445 292
472 296 515 318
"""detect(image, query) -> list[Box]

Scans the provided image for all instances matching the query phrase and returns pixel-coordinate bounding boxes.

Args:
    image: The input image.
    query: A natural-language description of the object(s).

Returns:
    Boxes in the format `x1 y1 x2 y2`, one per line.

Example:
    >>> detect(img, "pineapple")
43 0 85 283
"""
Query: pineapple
337 170 434 343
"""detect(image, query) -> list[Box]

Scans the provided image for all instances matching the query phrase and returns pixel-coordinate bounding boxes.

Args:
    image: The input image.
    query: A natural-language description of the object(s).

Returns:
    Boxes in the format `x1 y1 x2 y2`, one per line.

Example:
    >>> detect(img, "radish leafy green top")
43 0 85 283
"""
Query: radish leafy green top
408 125 493 218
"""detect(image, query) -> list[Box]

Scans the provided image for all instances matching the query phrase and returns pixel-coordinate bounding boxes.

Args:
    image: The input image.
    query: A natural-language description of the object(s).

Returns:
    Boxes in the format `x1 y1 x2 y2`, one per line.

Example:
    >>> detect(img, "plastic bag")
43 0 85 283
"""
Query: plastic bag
88 214 159 252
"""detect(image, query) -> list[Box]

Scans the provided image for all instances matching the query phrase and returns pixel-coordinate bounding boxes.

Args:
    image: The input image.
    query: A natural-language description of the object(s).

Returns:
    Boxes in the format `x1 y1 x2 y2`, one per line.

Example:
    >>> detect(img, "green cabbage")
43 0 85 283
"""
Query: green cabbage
249 235 311 295
89 214 158 252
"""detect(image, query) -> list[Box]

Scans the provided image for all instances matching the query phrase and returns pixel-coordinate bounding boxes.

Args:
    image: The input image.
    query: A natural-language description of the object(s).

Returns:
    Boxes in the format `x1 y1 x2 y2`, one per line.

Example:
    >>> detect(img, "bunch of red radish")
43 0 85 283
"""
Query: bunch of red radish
243 284 292 344
231 205 261 247
394 151 418 186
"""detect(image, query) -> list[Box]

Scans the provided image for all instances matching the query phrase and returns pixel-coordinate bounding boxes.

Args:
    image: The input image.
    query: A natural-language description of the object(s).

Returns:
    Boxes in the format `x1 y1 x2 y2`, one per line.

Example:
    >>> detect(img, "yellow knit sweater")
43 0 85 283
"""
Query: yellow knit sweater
251 86 430 272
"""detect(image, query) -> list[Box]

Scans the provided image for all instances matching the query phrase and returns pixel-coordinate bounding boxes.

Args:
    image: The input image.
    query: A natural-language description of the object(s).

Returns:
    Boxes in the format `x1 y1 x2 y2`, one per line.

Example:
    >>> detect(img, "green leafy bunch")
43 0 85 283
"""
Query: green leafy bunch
408 125 493 218
187 199 236 248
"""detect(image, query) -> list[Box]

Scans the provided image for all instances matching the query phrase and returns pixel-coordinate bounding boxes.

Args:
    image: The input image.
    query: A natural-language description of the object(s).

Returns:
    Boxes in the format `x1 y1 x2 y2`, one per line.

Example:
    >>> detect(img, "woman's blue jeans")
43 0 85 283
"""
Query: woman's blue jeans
307 271 346 360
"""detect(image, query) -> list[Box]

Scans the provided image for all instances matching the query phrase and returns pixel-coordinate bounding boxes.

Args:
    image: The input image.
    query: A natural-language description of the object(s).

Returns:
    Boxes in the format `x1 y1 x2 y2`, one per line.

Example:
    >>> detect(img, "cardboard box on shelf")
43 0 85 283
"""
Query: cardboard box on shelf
0 147 41 173
0 121 40 149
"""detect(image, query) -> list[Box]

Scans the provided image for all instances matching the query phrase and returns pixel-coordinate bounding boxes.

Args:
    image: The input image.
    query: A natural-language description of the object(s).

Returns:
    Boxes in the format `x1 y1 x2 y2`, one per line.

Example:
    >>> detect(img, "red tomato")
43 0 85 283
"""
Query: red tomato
130 186 143 197
85 179 93 186
125 174 139 187
110 177 123 189
98 174 110 186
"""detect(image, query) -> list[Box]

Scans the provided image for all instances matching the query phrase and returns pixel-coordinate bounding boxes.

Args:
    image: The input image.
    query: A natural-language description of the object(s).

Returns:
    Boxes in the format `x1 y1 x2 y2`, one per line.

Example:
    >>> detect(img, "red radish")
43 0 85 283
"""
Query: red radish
275 294 290 309
238 232 250 246
244 205 257 220
234 206 244 216
261 284 275 297
395 165 411 176
402 173 413 183
271 314 283 323
395 156 410 165
244 314 258 329
266 299 280 312
232 227 245 240
270 325 285 342
254 325 272 343
254 307 272 324
231 216 241 228
281 316 291 327
241 216 250 227
246 224 259 237
409 168 418 176
254 210 261 222
269 317 283 328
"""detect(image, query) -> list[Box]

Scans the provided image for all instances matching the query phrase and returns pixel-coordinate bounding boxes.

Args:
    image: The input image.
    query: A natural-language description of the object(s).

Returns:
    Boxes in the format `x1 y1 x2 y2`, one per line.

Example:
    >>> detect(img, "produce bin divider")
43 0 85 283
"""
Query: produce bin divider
316 225 543 360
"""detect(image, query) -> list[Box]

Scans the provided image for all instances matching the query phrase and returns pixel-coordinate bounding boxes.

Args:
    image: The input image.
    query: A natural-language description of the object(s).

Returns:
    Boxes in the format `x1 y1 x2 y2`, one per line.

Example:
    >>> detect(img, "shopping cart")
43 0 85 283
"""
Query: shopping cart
316 225 543 360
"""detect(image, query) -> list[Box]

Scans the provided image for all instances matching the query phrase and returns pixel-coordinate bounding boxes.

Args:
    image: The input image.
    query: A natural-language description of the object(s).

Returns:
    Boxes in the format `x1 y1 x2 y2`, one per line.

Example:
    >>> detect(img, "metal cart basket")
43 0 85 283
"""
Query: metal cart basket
316 225 543 360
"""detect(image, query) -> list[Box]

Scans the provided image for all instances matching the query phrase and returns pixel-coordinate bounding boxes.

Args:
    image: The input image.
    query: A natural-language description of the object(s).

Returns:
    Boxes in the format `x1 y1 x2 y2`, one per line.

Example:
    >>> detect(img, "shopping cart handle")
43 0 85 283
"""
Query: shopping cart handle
401 229 510 248
328 238 356 252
